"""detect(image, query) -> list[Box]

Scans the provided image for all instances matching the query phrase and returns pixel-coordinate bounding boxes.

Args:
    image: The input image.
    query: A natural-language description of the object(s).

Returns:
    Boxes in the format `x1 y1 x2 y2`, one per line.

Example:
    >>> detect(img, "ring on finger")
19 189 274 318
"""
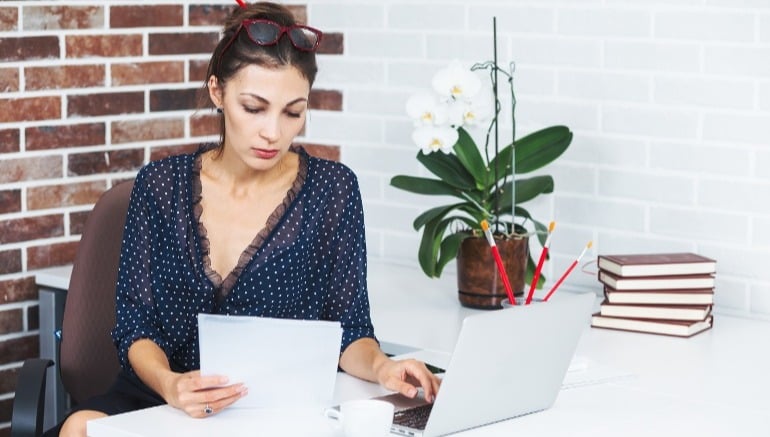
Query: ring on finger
204 404 214 415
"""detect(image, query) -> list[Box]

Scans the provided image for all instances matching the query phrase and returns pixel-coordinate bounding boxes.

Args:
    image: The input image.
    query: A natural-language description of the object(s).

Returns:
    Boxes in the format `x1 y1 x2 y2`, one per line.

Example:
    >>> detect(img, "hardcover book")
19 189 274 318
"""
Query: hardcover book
598 270 715 291
599 300 712 321
597 253 716 277
603 287 714 305
591 314 713 338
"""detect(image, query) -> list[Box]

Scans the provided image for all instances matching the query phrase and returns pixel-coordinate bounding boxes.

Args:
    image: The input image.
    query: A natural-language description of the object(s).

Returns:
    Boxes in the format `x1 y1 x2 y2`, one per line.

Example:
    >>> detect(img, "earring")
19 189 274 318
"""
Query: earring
216 108 223 114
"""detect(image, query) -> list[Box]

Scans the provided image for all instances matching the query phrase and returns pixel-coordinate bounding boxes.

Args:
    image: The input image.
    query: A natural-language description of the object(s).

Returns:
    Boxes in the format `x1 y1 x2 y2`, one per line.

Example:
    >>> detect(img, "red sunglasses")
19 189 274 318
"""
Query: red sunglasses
228 18 322 52
217 18 323 74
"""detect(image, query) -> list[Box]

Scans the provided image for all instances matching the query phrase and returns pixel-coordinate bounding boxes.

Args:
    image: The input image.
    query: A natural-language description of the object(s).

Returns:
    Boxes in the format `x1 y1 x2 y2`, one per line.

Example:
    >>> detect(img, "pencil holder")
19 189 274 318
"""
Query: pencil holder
501 297 545 309
456 236 528 309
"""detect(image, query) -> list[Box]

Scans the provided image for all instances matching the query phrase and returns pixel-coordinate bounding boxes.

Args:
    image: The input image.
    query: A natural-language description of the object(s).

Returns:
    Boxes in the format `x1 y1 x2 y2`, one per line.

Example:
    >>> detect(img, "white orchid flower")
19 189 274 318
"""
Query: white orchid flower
405 92 448 126
431 60 482 102
462 85 494 126
444 100 468 127
442 86 493 128
412 126 458 154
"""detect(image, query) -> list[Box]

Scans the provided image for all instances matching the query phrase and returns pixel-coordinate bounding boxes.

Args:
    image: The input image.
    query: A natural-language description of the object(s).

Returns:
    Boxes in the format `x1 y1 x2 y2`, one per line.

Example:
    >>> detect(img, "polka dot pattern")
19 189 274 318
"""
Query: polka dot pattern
111 145 375 373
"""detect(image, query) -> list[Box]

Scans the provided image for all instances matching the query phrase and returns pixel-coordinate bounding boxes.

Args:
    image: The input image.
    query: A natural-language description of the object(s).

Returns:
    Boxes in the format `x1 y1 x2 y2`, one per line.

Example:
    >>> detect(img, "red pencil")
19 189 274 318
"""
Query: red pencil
543 241 592 302
480 220 515 305
526 221 555 305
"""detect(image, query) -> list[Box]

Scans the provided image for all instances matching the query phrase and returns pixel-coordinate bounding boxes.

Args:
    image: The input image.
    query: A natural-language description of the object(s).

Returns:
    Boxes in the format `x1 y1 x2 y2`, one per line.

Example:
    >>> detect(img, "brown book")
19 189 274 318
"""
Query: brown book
599 299 711 321
604 286 714 305
598 269 715 290
597 253 716 277
591 313 713 338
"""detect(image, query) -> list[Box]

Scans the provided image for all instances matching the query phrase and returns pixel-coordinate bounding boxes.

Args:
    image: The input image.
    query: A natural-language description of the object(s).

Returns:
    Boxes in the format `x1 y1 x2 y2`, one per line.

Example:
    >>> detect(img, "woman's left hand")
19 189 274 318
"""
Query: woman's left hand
374 358 441 403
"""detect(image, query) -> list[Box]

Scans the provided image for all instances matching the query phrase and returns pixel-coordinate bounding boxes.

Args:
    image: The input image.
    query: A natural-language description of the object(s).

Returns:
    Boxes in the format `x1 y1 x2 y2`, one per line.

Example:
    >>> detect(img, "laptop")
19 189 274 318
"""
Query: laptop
378 291 594 437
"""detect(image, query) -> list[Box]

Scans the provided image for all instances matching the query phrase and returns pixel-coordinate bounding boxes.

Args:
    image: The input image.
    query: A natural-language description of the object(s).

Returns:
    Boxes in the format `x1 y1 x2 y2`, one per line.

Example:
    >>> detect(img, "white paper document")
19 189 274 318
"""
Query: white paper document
198 314 342 409
561 355 635 389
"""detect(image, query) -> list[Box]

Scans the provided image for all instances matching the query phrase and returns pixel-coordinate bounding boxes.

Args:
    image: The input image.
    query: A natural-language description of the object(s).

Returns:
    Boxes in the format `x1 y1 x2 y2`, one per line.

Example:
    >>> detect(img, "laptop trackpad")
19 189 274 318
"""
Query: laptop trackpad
372 392 430 412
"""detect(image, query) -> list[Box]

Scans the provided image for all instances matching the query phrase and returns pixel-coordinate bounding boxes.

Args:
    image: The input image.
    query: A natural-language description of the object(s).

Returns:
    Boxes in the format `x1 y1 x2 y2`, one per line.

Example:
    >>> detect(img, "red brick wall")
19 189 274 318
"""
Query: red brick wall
0 2 342 432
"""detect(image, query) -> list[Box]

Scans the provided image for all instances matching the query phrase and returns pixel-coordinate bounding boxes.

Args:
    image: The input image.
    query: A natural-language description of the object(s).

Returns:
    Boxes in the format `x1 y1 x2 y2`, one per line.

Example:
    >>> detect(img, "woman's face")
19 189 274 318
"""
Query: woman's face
209 64 310 172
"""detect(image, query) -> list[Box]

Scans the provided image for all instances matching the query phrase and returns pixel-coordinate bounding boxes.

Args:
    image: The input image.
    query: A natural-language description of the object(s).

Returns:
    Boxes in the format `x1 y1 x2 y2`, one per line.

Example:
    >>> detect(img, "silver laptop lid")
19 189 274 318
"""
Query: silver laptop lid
422 292 594 437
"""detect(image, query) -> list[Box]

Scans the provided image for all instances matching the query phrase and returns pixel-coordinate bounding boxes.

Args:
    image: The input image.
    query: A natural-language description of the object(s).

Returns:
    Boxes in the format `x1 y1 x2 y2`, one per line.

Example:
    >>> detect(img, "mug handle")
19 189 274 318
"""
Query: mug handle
324 407 344 423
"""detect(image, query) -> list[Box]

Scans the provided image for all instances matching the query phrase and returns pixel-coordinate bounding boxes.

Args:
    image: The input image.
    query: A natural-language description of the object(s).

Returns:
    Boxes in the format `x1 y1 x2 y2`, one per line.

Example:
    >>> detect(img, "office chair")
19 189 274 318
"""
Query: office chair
11 180 134 437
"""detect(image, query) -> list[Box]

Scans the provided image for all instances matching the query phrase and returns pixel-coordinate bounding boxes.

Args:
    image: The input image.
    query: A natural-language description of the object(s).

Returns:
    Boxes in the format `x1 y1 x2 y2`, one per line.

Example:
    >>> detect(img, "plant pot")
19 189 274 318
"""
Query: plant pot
456 235 529 309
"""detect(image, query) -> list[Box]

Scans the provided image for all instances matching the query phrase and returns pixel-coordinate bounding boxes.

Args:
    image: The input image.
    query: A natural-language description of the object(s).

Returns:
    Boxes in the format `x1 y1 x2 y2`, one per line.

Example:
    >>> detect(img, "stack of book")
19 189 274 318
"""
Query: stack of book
591 252 716 337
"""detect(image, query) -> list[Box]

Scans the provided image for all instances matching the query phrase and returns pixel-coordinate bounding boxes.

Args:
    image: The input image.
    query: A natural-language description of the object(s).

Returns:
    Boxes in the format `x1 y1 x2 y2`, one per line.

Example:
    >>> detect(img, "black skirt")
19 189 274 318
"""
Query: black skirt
42 369 165 437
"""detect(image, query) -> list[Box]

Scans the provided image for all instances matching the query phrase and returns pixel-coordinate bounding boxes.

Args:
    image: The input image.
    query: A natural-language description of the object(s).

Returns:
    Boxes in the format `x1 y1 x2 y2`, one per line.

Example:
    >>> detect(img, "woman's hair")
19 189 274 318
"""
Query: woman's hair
201 2 319 149
206 2 318 86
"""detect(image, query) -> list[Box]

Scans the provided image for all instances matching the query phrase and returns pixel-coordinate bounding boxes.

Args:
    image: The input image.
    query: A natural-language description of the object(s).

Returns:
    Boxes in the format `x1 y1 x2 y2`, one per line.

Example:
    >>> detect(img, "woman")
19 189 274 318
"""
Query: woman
52 2 440 436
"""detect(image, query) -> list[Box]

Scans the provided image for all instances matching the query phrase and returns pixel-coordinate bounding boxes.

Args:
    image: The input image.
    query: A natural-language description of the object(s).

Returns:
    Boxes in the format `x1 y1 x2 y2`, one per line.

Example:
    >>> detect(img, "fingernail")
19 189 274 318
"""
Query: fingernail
408 388 417 397
220 377 229 384
241 388 249 397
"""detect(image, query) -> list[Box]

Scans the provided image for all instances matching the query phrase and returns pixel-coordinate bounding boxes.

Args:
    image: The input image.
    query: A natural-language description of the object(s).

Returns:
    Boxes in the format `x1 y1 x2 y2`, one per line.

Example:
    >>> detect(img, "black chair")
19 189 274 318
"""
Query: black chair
11 180 134 437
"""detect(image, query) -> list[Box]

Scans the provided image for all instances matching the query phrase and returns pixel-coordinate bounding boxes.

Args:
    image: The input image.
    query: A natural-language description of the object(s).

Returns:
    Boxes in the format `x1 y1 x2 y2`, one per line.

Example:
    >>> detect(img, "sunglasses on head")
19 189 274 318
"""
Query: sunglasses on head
241 19 322 51
217 19 323 74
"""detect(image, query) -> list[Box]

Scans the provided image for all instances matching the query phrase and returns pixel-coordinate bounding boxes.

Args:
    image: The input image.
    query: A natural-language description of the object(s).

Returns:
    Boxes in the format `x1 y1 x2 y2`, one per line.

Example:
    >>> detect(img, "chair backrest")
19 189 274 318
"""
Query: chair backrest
59 180 134 404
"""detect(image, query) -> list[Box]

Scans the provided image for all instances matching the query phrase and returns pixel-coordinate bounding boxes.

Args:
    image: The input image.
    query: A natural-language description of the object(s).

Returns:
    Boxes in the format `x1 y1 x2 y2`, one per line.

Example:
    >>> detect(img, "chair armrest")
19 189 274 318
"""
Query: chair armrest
11 358 54 437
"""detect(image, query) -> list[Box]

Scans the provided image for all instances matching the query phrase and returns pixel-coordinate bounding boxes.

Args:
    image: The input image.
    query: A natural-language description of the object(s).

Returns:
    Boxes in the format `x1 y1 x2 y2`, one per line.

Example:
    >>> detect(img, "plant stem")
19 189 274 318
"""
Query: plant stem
459 191 492 219
508 61 517 229
492 17 500 231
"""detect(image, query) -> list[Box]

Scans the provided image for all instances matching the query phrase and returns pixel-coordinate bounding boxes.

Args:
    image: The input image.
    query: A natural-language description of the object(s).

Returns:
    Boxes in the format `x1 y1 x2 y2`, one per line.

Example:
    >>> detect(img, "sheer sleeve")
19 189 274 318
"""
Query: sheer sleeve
321 169 376 353
111 165 171 371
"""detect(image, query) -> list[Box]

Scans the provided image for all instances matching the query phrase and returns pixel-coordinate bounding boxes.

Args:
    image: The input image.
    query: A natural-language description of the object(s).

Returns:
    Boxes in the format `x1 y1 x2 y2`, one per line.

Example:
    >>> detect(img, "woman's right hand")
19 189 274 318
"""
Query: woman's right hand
127 339 247 417
162 370 248 418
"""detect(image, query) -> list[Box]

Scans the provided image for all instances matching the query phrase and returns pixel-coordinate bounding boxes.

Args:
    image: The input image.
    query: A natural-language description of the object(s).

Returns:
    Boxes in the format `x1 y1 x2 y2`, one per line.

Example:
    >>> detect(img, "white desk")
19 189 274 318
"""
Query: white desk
87 260 770 436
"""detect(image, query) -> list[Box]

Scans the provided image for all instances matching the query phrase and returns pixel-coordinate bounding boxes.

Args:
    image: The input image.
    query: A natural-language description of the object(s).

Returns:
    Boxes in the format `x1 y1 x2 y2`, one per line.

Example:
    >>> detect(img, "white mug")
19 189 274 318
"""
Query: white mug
324 399 394 437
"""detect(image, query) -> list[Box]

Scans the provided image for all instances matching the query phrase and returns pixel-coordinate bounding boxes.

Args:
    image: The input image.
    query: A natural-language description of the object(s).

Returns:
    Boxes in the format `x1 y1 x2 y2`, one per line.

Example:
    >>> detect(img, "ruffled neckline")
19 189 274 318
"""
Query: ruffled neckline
191 144 309 300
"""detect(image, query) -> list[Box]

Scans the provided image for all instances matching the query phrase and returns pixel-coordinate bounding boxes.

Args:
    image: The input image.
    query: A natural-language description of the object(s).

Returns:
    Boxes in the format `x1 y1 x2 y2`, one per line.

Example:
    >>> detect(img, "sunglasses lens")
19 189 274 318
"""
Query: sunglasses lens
289 27 319 50
248 21 281 44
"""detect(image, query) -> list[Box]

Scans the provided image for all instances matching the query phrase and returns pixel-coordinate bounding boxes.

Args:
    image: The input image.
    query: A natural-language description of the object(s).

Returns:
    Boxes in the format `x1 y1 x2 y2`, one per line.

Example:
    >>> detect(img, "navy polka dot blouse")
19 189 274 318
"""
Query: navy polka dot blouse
111 144 375 374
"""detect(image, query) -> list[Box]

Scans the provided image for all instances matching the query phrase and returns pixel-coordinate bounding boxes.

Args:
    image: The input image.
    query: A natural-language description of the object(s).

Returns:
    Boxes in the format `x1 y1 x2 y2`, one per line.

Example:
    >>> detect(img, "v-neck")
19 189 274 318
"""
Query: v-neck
191 145 309 301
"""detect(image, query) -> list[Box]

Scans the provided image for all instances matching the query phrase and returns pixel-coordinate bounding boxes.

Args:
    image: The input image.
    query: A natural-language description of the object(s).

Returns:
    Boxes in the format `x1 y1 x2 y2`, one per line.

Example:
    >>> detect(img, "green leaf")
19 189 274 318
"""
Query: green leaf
515 126 572 174
417 215 458 278
513 206 533 221
456 206 485 227
413 203 467 230
435 231 471 277
417 213 478 278
453 127 488 189
516 175 554 202
417 216 443 277
390 175 464 199
493 175 554 214
417 150 477 190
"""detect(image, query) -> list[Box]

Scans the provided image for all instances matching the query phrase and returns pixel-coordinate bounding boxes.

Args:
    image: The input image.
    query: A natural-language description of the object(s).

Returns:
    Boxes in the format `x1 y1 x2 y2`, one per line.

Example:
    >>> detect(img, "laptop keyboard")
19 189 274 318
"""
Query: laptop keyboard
393 404 434 430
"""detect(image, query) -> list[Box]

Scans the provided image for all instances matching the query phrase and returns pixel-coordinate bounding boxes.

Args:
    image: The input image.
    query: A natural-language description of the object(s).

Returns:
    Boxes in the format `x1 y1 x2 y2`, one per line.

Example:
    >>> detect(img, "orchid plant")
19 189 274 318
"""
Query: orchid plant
390 59 573 283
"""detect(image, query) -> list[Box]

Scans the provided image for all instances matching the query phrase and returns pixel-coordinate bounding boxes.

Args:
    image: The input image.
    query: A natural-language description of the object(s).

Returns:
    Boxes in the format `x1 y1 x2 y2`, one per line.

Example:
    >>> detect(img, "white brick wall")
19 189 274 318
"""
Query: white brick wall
653 77 754 109
307 0 770 319
649 141 752 176
655 10 755 42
